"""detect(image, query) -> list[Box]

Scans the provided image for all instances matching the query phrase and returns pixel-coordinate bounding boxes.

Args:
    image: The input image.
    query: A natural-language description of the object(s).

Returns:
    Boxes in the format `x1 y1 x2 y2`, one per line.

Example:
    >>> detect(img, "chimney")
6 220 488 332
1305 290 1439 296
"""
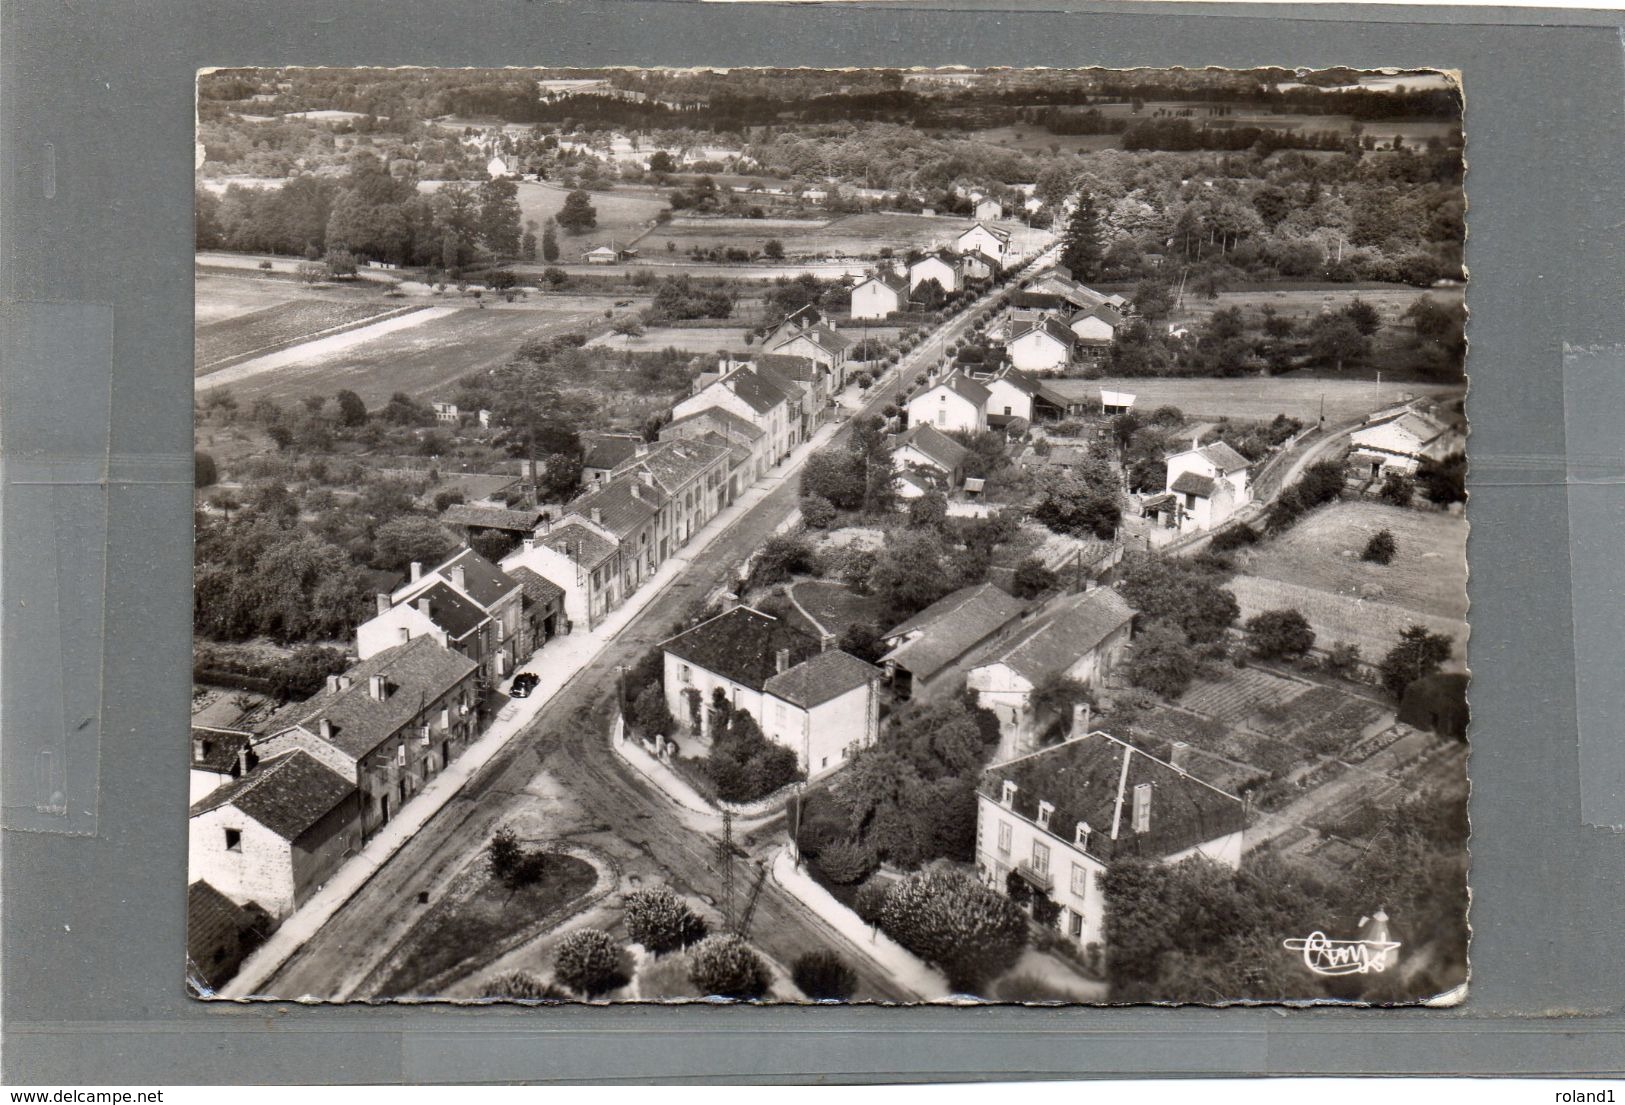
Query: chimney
639 469 655 487
417 597 431 617
376 593 391 616
326 674 341 693
1168 741 1189 770
318 717 334 740
236 748 252 776
523 536 535 552
1192 432 1201 451
630 485 642 502
819 632 835 653
369 674 387 701
1132 782 1152 834
1070 702 1091 740
339 675 352 691
451 565 466 591
775 647 791 673
410 561 423 581
590 507 603 525
399 627 410 644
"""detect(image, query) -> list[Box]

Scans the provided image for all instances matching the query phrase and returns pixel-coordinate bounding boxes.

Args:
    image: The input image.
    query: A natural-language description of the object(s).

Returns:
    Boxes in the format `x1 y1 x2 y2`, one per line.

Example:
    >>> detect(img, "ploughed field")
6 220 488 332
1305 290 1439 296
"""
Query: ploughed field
1044 375 1463 424
196 296 417 373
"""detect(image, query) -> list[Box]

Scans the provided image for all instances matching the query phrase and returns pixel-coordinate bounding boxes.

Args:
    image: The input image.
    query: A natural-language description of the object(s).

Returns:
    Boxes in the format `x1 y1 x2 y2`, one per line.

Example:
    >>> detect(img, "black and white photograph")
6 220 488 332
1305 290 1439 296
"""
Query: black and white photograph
187 64 1469 1006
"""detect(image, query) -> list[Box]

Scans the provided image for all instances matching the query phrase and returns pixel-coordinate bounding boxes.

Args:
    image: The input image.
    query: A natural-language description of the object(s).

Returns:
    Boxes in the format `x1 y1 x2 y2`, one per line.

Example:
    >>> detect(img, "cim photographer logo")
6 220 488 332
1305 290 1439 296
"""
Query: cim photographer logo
1283 911 1401 976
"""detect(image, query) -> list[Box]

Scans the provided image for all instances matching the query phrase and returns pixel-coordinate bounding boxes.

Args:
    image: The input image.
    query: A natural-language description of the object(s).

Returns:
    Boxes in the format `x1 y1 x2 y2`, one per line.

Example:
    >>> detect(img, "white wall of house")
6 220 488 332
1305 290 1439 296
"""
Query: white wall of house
662 653 766 738
190 807 300 918
761 682 878 780
984 377 1035 421
851 281 902 320
975 793 1108 949
909 256 959 294
907 384 986 434
356 604 445 661
1164 449 1251 533
894 442 955 480
956 226 1007 265
190 767 233 805
967 627 1130 747
1008 329 1070 373
1069 315 1116 343
503 542 595 630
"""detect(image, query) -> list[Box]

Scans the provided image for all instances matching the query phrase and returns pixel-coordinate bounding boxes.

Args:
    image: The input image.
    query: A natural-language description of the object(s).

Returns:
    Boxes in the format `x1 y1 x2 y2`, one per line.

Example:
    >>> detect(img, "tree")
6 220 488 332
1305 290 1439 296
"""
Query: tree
1128 619 1199 698
799 494 837 529
195 450 218 489
800 445 865 511
1378 471 1414 507
520 225 538 263
487 827 546 889
746 533 815 590
478 178 523 257
763 238 784 260
648 150 675 174
538 451 583 503
553 929 625 998
334 389 368 427
623 886 707 955
878 864 1028 993
1416 452 1466 506
687 934 769 1000
372 516 456 574
1011 557 1057 599
1245 609 1315 660
1379 625 1454 699
481 972 568 1001
1032 472 1121 541
556 189 597 234
1344 297 1382 337
816 839 878 885
1029 672 1094 727
868 530 953 622
1323 642 1362 680
1306 311 1369 372
1362 528 1397 565
541 219 560 262
1059 190 1106 281
324 248 358 279
630 682 675 740
793 950 858 1001
907 489 948 531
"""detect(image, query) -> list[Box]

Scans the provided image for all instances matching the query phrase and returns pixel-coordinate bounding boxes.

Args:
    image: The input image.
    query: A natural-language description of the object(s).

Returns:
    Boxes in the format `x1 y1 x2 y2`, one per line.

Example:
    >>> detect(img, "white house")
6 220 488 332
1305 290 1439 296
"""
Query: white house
967 587 1135 754
361 548 526 685
906 372 990 434
188 750 361 920
892 422 971 486
975 721 1246 952
433 402 459 423
908 254 962 295
955 221 1012 268
983 366 1044 423
660 607 881 781
850 271 908 319
1006 318 1076 373
1347 407 1461 478
1151 439 1254 534
1068 304 1122 346
974 198 1004 222
486 155 511 179
672 363 798 466
766 323 852 390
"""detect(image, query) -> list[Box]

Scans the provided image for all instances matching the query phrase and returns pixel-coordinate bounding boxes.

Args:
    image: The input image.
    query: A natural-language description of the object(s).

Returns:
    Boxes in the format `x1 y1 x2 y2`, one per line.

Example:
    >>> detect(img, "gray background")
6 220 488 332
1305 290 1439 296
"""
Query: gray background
5 0 1625 1082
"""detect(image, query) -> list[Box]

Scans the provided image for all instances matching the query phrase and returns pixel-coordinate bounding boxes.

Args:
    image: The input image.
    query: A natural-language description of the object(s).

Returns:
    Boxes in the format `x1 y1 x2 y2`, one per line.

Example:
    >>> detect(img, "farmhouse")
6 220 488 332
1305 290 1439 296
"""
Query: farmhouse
955 222 1012 268
1006 317 1076 373
660 607 882 779
255 636 482 841
850 270 908 320
188 749 361 921
906 372 990 434
1347 407 1462 478
360 548 526 684
1018 269 1127 314
975 722 1246 951
967 586 1135 752
1146 439 1254 534
892 422 971 487
880 582 1029 701
978 365 1074 423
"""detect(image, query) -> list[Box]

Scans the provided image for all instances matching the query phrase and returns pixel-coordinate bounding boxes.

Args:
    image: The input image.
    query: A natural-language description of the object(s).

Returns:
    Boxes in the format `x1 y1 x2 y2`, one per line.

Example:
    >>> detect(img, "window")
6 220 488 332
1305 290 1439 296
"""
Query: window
224 828 242 852
820 756 828 769
1036 800 1054 831
996 820 1012 856
680 664 692 685
1000 780 1017 808
396 743 406 767
1030 840 1050 876
1070 862 1088 899
1070 911 1084 938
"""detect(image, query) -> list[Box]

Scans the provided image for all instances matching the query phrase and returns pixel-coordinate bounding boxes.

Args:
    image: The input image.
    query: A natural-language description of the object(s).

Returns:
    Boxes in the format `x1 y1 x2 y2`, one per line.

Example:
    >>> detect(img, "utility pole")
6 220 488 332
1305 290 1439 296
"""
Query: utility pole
719 808 736 933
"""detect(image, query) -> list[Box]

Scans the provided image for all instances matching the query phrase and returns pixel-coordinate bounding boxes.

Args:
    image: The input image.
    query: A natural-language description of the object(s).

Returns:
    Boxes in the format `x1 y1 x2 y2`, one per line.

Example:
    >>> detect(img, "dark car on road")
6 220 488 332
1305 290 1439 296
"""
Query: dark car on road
510 672 541 698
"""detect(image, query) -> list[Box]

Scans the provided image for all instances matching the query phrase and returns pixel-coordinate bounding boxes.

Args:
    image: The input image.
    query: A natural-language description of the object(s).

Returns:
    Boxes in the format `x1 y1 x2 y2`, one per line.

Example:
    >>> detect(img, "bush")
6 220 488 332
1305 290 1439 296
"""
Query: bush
687 934 769 1000
623 886 708 955
195 450 219 489
1323 642 1362 679
1208 525 1258 554
1010 557 1057 599
1378 471 1415 507
552 929 625 997
629 682 675 740
792 950 858 1001
1245 609 1316 660
746 534 816 590
1362 529 1397 565
488 828 548 889
878 865 1028 993
1128 619 1199 699
816 838 878 885
800 494 837 529
853 878 891 930
480 972 568 1001
706 710 802 803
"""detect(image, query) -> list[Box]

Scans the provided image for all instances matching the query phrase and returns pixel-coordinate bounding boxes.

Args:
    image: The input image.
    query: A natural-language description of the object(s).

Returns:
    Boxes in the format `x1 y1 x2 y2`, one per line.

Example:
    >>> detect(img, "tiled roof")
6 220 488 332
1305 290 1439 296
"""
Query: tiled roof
992 367 1042 396
662 606 820 692
440 547 521 609
440 503 545 533
662 405 766 442
538 522 619 568
961 221 1012 243
191 725 255 774
754 353 822 382
857 271 908 294
980 587 1135 684
402 579 490 640
190 750 355 841
764 650 882 709
882 582 1027 680
724 367 794 415
1197 441 1253 473
263 636 479 761
567 474 666 539
188 880 267 989
582 433 645 472
1011 317 1078 348
917 372 991 408
895 423 971 473
773 323 852 357
629 438 728 495
979 731 1245 863
1170 471 1217 498
509 565 566 608
1069 304 1123 329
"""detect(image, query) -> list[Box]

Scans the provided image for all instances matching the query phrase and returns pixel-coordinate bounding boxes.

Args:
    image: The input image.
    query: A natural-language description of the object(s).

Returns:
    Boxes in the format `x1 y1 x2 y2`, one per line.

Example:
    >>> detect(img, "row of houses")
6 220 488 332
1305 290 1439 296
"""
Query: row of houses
850 222 1014 320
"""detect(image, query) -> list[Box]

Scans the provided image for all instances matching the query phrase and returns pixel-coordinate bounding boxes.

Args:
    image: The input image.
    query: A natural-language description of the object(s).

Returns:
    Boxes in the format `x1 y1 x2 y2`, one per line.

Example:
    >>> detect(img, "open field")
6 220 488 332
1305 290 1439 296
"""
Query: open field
1166 283 1464 332
196 297 416 372
1044 375 1463 424
1226 573 1468 667
418 180 668 255
586 326 758 354
1235 501 1468 620
197 303 612 407
644 212 1048 261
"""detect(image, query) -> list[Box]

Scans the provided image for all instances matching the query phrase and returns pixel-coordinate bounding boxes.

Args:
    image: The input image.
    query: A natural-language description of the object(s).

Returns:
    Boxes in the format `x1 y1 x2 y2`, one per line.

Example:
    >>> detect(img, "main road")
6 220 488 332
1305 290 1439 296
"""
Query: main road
263 247 1057 1002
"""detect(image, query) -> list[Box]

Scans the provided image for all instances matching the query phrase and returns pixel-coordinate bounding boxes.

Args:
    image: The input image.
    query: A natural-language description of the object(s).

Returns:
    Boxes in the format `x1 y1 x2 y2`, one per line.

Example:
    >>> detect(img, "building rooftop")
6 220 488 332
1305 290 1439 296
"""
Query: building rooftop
509 565 566 608
187 880 269 991
582 433 646 473
189 750 355 841
1169 471 1218 498
722 366 796 415
979 730 1246 863
764 649 882 709
191 725 255 774
894 423 971 473
978 587 1135 684
662 606 821 692
262 636 479 762
402 579 490 640
883 581 1028 680
440 503 546 533
662 405 767 443
915 372 991 409
566 473 667 539
538 521 619 569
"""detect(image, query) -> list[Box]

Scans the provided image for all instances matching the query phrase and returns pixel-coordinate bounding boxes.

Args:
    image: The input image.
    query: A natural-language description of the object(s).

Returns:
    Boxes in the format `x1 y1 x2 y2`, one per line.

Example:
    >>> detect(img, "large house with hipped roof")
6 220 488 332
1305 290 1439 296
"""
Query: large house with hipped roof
660 606 882 780
975 719 1246 950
